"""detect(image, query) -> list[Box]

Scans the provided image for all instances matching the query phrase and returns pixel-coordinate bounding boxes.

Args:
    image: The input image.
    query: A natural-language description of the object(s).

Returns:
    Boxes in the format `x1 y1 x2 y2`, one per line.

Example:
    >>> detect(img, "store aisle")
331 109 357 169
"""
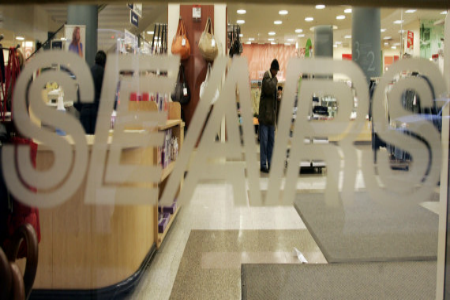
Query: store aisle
129 179 327 300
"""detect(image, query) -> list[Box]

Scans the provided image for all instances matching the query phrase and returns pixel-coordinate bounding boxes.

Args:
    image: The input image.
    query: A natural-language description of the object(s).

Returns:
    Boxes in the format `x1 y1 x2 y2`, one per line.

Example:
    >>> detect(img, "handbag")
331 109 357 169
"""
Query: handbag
171 18 190 61
198 17 218 61
171 65 190 104
199 63 219 104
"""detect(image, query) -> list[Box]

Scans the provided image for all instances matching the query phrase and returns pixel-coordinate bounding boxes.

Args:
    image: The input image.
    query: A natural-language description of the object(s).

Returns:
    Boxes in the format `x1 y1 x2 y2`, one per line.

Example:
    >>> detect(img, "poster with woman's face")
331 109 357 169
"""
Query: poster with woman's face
65 25 86 60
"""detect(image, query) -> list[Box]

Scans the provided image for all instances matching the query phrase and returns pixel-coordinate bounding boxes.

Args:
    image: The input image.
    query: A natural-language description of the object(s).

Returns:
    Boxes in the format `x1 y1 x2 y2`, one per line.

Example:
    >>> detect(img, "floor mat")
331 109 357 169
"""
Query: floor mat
242 261 436 300
294 192 439 263
169 230 326 300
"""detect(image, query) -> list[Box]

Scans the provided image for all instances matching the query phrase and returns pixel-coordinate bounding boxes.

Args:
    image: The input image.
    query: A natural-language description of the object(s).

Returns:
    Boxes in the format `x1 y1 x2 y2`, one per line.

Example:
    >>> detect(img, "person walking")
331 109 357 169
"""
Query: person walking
80 50 106 134
258 59 279 173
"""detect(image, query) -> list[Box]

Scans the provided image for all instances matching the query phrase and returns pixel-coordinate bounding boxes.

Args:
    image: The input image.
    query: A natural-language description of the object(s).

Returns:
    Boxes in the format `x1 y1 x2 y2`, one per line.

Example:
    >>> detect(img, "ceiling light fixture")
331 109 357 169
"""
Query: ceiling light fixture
333 44 338 48
147 31 154 35
405 9 416 13
268 31 276 36
384 42 389 45
295 29 303 33
380 29 387 32
394 20 404 24
237 20 245 24
383 36 392 40
336 15 345 20
399 30 406 34
279 10 288 15
391 46 397 49
274 20 282 25
268 38 275 41
315 4 325 9
15 36 24 41
287 39 294 42
305 17 314 22
333 25 338 30
271 42 277 45
245 41 251 44
344 35 351 39
237 9 246 14
298 34 305 38
344 8 352 13
249 38 255 41
335 41 342 44
239 34 244 37
61 37 66 41
441 11 448 15
284 43 291 46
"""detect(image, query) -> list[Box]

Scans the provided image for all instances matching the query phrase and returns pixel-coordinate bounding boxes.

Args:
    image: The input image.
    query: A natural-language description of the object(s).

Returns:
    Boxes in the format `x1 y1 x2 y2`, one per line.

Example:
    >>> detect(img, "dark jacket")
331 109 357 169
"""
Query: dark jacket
90 63 105 108
258 70 277 125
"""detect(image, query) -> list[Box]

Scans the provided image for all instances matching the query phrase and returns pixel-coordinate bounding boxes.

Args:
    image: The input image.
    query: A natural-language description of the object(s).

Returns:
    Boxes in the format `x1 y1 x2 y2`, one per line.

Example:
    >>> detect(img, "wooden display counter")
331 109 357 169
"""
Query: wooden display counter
33 102 184 290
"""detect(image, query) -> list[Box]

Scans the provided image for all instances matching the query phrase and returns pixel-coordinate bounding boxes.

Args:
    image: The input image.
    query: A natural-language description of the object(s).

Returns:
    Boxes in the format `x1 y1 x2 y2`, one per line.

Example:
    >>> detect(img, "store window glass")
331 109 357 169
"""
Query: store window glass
0 2 448 300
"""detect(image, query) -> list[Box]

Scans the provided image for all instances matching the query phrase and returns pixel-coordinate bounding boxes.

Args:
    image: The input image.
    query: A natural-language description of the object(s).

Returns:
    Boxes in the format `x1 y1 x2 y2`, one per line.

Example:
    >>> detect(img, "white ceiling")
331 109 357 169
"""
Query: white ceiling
227 4 448 48
0 4 447 52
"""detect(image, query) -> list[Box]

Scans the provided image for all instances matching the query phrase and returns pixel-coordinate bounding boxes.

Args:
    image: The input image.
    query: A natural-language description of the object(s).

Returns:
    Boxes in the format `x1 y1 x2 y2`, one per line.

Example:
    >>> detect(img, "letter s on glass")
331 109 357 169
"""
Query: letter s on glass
2 51 94 208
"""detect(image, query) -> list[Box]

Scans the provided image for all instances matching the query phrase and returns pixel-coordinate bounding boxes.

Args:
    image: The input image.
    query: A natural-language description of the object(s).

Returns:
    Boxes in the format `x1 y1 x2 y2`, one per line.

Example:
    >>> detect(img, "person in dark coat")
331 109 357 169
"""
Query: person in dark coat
80 50 106 134
258 59 279 173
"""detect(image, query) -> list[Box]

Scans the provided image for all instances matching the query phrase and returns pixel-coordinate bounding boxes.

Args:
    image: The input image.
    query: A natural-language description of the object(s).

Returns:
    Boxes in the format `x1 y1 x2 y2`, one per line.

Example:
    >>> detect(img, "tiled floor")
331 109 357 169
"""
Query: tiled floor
129 177 328 300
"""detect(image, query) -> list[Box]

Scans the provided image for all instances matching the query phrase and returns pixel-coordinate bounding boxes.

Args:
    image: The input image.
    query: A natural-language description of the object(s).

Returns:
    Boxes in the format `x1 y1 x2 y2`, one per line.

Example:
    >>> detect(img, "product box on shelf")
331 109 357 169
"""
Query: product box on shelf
158 217 169 233
158 202 177 215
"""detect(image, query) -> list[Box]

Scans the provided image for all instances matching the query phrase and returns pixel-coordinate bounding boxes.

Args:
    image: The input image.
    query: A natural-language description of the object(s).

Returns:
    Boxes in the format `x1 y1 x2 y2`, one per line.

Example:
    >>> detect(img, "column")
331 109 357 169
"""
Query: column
314 25 333 58
67 5 98 66
352 8 381 82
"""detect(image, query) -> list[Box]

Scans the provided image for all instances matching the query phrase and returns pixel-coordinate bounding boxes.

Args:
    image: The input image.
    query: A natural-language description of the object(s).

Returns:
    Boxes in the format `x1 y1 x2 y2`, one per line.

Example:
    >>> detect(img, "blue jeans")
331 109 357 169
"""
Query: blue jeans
259 124 275 169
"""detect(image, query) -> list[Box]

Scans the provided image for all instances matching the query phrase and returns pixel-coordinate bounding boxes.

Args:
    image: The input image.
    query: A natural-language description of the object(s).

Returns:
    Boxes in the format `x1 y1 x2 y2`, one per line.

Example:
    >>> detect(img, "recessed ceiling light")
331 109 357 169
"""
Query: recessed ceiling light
440 11 448 15
394 42 401 46
61 37 66 41
315 4 325 9
268 31 276 36
237 20 245 24
298 34 305 38
380 29 386 32
333 44 338 48
237 9 246 14
394 20 404 24
333 25 338 30
15 36 24 41
405 9 416 13
383 36 392 40
344 35 352 39
335 41 342 44
248 38 255 41
391 46 397 49
344 8 352 13
295 29 303 33
279 10 288 15
274 20 282 25
287 39 294 42
268 38 275 41
336 15 346 20
239 34 244 37
305 17 314 22
147 31 154 35
245 41 251 44
399 30 406 33
284 43 291 46
384 42 389 45
271 42 277 45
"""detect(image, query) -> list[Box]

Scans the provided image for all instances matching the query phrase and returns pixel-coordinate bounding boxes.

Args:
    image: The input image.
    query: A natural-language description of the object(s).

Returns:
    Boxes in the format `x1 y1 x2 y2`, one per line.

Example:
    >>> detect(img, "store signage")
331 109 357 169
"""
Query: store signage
130 10 139 28
127 3 142 17
2 52 447 208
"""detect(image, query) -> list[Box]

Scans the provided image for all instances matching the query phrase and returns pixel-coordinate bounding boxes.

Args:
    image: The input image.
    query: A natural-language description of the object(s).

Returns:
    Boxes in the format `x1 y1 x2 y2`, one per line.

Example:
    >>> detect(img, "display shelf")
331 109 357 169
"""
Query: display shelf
128 100 183 249
161 161 176 182
156 206 180 248
159 119 182 131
